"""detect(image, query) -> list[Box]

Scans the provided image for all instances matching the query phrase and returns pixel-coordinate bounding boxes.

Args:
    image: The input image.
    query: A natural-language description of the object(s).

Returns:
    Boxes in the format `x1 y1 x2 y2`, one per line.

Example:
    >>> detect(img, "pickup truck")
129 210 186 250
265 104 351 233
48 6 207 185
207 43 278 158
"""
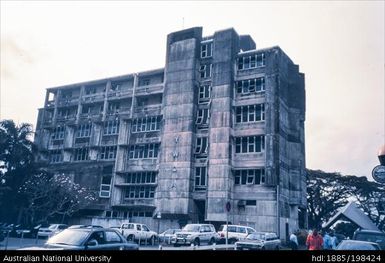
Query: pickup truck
119 223 158 244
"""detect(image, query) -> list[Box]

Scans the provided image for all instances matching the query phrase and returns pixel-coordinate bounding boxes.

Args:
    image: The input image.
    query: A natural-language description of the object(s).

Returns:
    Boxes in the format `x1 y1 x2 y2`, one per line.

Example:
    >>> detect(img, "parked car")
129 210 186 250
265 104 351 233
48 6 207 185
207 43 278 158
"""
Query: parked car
119 223 157 244
353 229 385 250
21 228 139 250
172 224 219 247
38 224 68 238
235 232 281 250
68 225 103 229
217 225 256 244
334 233 346 246
336 240 381 250
159 229 181 244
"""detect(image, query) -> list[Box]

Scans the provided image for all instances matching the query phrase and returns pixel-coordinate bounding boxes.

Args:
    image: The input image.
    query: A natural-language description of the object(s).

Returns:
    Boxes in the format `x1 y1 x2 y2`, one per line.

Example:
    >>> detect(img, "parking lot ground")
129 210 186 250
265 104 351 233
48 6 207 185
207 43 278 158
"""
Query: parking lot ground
0 237 46 250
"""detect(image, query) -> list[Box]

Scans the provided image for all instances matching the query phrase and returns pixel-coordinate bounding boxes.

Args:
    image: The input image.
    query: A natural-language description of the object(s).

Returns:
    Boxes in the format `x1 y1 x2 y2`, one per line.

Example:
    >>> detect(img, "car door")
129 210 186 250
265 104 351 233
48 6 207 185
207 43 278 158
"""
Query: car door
104 230 126 250
136 224 144 240
85 231 108 250
142 225 151 240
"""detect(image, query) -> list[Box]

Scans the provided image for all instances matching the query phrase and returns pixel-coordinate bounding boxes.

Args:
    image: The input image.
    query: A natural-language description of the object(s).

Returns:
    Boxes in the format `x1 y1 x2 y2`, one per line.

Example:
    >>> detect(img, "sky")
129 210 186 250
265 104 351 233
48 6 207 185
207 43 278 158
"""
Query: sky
1 1 384 179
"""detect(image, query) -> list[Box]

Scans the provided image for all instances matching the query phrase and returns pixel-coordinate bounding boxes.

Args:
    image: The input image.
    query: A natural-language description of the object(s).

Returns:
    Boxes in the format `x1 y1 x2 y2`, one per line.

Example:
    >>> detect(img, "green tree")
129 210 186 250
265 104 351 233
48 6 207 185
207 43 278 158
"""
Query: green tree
0 119 35 223
307 169 385 232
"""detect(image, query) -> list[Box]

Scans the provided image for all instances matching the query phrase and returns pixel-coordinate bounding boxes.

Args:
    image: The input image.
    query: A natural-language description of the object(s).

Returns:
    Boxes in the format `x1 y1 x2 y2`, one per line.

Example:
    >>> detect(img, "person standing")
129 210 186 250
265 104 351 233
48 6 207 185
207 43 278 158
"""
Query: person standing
329 230 337 249
289 231 299 250
306 229 324 250
323 231 332 250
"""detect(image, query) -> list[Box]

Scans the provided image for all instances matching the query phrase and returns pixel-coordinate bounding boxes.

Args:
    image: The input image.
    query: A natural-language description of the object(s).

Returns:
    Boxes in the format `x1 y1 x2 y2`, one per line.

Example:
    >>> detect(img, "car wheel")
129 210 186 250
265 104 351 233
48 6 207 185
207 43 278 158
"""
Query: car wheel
193 238 200 246
209 238 215 245
261 246 266 250
127 235 135 242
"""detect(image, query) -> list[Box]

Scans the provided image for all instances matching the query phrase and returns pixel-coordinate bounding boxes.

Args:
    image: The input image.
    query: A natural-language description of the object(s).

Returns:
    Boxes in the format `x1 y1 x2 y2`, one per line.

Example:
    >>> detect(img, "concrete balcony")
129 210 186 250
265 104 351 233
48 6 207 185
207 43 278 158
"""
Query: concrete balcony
79 113 103 123
46 100 56 108
133 105 162 117
82 93 105 103
107 89 133 100
135 84 164 97
113 198 156 209
57 98 79 107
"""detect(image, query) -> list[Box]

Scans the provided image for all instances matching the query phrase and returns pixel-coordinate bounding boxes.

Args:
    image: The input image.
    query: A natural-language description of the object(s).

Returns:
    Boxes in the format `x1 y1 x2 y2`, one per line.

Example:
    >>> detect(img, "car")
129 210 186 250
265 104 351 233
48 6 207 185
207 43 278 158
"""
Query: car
235 232 281 250
38 224 68 238
217 225 256 244
353 229 385 250
68 225 103 229
21 228 139 250
119 223 158 244
336 240 381 250
159 229 181 244
172 224 219 247
334 233 346 246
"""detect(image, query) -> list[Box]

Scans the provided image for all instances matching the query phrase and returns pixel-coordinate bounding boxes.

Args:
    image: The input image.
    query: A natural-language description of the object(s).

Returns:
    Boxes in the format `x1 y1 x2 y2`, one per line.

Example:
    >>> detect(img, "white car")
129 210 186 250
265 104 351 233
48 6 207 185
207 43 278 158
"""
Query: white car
235 232 281 250
120 223 157 244
159 229 181 244
218 225 256 244
37 224 68 238
172 224 219 247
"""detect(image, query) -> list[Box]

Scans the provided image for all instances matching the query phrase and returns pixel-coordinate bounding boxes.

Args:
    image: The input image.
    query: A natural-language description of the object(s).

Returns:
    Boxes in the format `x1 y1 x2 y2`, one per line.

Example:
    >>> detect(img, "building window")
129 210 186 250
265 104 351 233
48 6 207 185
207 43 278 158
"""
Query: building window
235 77 265 94
100 175 112 198
104 120 119 135
76 123 92 138
199 64 212 79
235 104 265 123
126 172 157 184
195 137 208 155
201 42 213 58
108 102 120 114
74 148 89 161
129 144 159 159
198 85 211 103
245 200 257 206
131 116 161 133
234 169 265 185
139 78 150 86
100 146 117 160
51 126 65 140
196 108 209 126
195 167 207 191
50 150 63 163
238 53 265 70
124 186 156 199
235 136 265 153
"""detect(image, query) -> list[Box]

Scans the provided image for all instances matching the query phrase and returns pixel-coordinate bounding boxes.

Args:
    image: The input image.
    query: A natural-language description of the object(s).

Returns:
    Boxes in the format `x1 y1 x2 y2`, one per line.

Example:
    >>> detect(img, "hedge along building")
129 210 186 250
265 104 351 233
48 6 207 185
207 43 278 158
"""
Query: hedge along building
35 27 307 239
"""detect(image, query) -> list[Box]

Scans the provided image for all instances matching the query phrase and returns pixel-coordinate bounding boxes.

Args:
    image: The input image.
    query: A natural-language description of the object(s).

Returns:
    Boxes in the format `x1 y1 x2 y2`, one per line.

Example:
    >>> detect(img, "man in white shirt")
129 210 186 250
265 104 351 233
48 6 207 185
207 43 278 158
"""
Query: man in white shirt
289 231 299 250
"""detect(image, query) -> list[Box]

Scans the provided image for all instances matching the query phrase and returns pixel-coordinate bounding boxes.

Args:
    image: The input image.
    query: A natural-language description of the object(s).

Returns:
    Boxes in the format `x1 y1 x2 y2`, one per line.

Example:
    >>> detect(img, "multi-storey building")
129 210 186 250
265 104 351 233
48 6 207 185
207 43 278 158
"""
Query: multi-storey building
35 27 306 239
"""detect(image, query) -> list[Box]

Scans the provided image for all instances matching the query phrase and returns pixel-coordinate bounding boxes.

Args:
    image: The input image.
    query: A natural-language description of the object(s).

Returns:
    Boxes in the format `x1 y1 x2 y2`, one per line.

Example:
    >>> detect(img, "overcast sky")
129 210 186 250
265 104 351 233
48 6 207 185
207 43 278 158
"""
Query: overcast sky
1 1 384 179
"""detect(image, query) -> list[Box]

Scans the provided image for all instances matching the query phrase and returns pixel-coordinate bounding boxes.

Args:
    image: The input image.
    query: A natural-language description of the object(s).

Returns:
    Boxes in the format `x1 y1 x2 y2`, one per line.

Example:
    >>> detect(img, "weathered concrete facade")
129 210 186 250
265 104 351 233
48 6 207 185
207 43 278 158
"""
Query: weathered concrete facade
35 27 306 239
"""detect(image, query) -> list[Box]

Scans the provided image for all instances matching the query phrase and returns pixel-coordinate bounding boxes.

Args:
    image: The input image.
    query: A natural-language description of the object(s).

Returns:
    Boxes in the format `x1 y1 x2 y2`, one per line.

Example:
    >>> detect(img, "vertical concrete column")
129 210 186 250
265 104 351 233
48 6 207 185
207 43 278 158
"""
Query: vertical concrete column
156 27 202 218
206 29 240 222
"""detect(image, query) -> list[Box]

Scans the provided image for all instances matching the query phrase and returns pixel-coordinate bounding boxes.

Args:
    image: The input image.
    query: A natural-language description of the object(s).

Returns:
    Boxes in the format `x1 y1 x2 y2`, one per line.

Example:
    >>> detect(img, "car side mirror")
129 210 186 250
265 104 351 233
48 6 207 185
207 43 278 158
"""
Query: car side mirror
86 240 98 247
200 229 205 233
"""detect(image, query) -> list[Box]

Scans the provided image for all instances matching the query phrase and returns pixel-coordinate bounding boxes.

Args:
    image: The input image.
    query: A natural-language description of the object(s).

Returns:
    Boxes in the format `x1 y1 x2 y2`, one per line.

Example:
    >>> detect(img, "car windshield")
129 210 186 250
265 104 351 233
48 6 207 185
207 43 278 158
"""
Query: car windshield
218 225 224 231
48 225 58 230
338 241 378 250
247 233 265 240
182 225 200 232
355 233 385 244
47 229 90 246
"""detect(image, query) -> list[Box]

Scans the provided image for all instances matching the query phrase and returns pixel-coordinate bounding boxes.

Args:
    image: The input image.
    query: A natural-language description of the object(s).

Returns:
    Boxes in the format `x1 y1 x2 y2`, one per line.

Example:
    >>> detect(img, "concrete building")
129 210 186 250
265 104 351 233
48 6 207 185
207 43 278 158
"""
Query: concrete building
35 27 306 239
